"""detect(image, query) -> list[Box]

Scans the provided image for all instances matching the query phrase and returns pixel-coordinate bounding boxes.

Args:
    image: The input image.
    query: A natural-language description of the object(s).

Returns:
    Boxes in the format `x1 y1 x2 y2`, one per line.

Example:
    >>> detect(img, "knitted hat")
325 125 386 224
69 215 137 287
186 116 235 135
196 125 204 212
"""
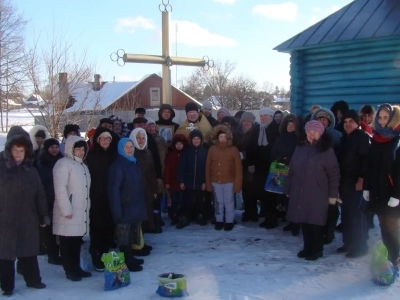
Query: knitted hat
35 130 46 138
259 107 275 116
63 124 80 138
305 120 325 136
97 131 112 142
185 102 199 113
99 118 113 125
135 107 146 115
343 109 360 126
73 140 87 149
87 128 96 139
240 112 256 124
44 138 59 151
189 129 203 141
315 111 332 122
146 118 156 125
217 108 231 117
202 100 213 110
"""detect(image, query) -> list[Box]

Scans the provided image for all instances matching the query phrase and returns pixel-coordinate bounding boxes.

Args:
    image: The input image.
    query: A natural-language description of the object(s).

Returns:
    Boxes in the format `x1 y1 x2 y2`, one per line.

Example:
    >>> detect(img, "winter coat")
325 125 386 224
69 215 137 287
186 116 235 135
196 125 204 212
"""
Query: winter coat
147 132 162 179
178 131 208 190
156 104 180 132
363 106 400 217
151 132 168 176
247 121 280 176
270 113 299 165
285 133 340 226
236 125 256 182
86 127 117 229
108 141 147 224
164 134 187 192
311 108 342 154
0 132 49 260
205 125 242 193
338 129 370 190
205 114 217 127
36 150 64 213
53 136 91 236
175 116 213 145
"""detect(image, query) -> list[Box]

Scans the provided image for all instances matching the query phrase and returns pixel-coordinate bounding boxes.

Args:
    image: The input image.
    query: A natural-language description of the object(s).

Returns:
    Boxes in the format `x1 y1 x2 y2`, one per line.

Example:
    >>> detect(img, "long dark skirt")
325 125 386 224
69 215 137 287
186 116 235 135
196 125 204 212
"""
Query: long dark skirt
116 223 141 246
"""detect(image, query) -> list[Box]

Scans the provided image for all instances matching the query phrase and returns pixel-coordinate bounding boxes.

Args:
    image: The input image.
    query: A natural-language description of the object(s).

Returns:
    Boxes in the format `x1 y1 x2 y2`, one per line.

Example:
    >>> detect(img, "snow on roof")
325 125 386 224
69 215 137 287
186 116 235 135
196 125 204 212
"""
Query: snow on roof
64 80 139 113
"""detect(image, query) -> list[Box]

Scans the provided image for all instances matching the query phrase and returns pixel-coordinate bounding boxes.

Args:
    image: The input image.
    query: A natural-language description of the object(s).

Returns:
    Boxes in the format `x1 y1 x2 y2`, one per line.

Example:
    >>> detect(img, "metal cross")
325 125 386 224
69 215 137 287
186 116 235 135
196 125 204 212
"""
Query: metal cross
110 0 214 105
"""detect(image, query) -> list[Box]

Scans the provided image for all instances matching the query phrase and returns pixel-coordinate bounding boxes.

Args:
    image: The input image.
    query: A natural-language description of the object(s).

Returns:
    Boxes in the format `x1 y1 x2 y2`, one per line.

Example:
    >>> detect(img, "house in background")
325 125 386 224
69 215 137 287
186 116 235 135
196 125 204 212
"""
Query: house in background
274 0 400 115
64 73 201 115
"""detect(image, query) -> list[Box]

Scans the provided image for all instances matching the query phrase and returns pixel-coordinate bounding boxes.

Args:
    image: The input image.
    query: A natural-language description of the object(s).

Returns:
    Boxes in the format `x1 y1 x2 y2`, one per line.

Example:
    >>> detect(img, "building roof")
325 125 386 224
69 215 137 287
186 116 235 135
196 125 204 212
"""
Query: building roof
274 0 400 52
64 73 201 113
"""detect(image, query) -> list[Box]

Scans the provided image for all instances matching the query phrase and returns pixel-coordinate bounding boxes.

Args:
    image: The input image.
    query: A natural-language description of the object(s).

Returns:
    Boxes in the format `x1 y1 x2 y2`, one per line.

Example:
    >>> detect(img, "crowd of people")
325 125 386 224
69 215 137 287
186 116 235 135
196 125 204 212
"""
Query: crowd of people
0 100 399 296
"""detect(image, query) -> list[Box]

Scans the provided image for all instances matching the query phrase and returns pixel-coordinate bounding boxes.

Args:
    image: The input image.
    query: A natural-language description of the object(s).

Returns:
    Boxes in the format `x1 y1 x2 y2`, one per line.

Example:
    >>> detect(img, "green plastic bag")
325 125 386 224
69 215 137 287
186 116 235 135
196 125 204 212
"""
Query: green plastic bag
264 160 289 194
370 241 399 286
101 251 130 291
156 273 188 297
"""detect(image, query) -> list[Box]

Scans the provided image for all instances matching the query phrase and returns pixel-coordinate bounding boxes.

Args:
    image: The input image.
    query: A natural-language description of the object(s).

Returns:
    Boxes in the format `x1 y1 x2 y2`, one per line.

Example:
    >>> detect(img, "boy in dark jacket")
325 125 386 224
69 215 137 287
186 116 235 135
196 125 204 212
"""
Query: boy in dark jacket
164 134 187 225
177 130 208 229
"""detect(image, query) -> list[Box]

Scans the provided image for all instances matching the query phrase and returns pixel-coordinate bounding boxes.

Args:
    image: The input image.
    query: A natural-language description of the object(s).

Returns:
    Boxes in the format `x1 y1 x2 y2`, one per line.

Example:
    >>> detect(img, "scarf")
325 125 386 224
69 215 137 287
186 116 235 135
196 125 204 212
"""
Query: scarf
258 120 272 146
117 138 136 163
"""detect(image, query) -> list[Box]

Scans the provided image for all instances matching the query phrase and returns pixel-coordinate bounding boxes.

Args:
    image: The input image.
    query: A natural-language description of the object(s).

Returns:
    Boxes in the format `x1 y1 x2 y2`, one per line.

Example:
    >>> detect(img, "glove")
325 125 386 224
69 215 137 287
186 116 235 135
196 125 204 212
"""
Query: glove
388 197 400 207
363 190 370 201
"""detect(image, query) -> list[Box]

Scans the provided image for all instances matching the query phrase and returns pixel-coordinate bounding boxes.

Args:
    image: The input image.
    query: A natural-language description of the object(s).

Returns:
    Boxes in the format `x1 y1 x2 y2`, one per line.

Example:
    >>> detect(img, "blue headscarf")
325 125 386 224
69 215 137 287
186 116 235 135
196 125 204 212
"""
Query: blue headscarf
117 138 136 163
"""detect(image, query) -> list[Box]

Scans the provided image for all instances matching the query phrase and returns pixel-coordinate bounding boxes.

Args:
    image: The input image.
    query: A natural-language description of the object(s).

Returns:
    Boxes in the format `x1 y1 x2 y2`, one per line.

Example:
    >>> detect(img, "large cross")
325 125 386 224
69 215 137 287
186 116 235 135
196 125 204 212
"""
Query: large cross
111 0 214 105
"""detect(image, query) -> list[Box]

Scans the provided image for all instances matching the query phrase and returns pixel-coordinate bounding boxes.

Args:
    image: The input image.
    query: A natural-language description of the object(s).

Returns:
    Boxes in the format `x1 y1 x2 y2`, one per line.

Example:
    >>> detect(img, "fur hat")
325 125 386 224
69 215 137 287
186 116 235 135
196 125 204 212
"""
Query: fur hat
305 120 325 136
202 100 213 110
63 124 80 138
185 102 199 113
315 111 332 122
343 109 360 126
7 126 29 141
44 138 60 151
240 112 256 124
99 118 113 125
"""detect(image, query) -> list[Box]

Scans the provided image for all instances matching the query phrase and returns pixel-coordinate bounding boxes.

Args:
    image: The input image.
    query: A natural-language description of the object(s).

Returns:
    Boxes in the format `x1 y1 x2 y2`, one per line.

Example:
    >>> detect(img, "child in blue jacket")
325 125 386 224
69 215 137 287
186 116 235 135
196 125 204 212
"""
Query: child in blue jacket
177 130 208 229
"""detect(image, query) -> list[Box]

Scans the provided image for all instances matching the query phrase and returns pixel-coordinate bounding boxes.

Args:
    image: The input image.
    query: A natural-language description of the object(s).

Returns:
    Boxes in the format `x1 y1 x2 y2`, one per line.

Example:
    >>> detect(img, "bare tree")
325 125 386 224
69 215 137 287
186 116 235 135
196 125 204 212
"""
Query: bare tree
24 27 95 137
0 0 27 132
180 59 237 108
225 75 260 110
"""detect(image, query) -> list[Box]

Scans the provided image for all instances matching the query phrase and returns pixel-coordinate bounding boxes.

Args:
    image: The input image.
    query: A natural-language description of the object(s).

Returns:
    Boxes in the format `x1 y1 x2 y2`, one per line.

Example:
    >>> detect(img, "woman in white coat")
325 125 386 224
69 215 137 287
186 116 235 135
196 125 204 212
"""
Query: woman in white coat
53 135 91 282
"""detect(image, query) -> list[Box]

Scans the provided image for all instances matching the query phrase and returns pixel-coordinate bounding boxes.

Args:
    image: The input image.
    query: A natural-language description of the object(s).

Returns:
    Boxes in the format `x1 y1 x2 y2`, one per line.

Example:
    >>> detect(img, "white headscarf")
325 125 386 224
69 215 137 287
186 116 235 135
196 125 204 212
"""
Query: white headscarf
129 128 148 150
258 107 274 146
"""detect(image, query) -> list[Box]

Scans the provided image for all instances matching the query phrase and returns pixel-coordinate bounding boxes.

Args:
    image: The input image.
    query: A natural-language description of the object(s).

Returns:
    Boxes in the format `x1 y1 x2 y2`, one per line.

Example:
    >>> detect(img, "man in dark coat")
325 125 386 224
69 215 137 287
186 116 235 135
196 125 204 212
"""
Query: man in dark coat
201 100 217 127
337 110 370 258
86 127 118 271
156 104 180 132
36 138 64 265
0 126 49 295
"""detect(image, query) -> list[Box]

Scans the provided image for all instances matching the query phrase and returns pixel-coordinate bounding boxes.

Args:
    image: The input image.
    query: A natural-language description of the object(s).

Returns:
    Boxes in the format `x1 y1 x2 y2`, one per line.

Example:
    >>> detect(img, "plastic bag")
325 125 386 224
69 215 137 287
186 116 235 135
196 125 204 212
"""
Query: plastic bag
156 273 189 298
264 160 289 194
101 251 130 291
370 241 399 286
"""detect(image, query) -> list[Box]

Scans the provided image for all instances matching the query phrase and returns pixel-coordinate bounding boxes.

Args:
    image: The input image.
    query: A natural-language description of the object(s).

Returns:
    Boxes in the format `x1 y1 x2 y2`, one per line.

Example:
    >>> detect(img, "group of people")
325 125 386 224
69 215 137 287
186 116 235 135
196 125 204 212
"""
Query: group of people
0 99 399 296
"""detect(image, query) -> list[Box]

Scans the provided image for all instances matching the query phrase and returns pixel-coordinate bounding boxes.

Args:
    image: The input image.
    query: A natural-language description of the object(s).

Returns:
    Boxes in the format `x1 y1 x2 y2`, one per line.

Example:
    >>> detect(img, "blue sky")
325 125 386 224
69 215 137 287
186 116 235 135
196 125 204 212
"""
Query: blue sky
16 0 353 90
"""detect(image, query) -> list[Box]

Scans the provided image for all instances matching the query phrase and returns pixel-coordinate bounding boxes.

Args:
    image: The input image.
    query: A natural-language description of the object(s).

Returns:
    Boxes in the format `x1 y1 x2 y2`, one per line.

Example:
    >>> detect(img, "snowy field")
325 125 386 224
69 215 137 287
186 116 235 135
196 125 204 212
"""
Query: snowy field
1 111 400 299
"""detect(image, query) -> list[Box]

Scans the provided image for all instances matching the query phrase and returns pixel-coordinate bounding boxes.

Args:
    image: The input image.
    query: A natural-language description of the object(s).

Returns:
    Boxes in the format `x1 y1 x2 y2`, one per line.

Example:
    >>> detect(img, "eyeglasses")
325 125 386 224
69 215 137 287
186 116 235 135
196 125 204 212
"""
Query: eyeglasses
99 137 112 141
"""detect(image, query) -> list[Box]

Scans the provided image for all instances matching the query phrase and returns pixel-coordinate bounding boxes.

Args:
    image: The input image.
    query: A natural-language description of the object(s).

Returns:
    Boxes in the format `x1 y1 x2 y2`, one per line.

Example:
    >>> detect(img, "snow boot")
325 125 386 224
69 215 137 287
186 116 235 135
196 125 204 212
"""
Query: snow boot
283 223 292 232
224 223 234 231
153 211 163 234
121 246 143 272
131 248 150 257
305 251 323 261
336 246 347 253
2 290 12 297
48 255 62 265
196 214 207 226
264 213 279 229
291 223 300 236
143 244 153 252
214 222 223 231
90 252 105 272
26 282 46 289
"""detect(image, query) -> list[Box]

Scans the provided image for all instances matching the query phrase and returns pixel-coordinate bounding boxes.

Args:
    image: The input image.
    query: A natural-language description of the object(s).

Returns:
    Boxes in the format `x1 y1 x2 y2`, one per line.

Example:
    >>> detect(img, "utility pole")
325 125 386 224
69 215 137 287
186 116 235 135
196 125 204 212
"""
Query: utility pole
175 22 178 87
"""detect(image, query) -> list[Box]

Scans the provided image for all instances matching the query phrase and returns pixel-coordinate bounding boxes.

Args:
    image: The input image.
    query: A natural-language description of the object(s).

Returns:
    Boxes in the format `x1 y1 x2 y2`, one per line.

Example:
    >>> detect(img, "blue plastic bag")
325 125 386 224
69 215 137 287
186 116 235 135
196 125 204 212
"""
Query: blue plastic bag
101 251 130 291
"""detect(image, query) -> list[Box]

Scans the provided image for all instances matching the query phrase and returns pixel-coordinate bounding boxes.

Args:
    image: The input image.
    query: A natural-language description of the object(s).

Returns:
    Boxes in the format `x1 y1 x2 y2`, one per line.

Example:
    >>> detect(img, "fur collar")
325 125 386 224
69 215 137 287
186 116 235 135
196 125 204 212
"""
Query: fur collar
3 134 35 169
211 125 233 146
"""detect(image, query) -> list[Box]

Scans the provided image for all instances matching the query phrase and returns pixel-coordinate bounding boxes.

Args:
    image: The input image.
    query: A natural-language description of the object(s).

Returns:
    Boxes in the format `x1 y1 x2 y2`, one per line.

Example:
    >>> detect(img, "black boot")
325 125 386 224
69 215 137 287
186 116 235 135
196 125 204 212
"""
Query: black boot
283 223 292 232
48 255 63 265
90 252 105 272
120 246 143 272
196 214 207 226
265 213 279 229
291 223 300 236
214 222 223 231
224 223 234 231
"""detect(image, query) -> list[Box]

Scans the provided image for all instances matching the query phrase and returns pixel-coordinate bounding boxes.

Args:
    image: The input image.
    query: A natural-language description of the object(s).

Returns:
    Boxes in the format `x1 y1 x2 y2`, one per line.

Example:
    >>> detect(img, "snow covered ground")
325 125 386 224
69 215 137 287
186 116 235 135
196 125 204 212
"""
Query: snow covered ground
1 112 400 299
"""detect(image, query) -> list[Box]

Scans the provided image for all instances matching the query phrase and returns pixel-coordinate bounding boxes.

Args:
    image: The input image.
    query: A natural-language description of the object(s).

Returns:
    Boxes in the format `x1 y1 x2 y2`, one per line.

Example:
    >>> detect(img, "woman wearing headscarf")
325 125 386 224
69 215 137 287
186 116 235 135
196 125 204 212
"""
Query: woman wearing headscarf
363 104 400 269
285 120 340 261
86 127 118 271
108 138 148 272
0 127 49 296
129 128 159 234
